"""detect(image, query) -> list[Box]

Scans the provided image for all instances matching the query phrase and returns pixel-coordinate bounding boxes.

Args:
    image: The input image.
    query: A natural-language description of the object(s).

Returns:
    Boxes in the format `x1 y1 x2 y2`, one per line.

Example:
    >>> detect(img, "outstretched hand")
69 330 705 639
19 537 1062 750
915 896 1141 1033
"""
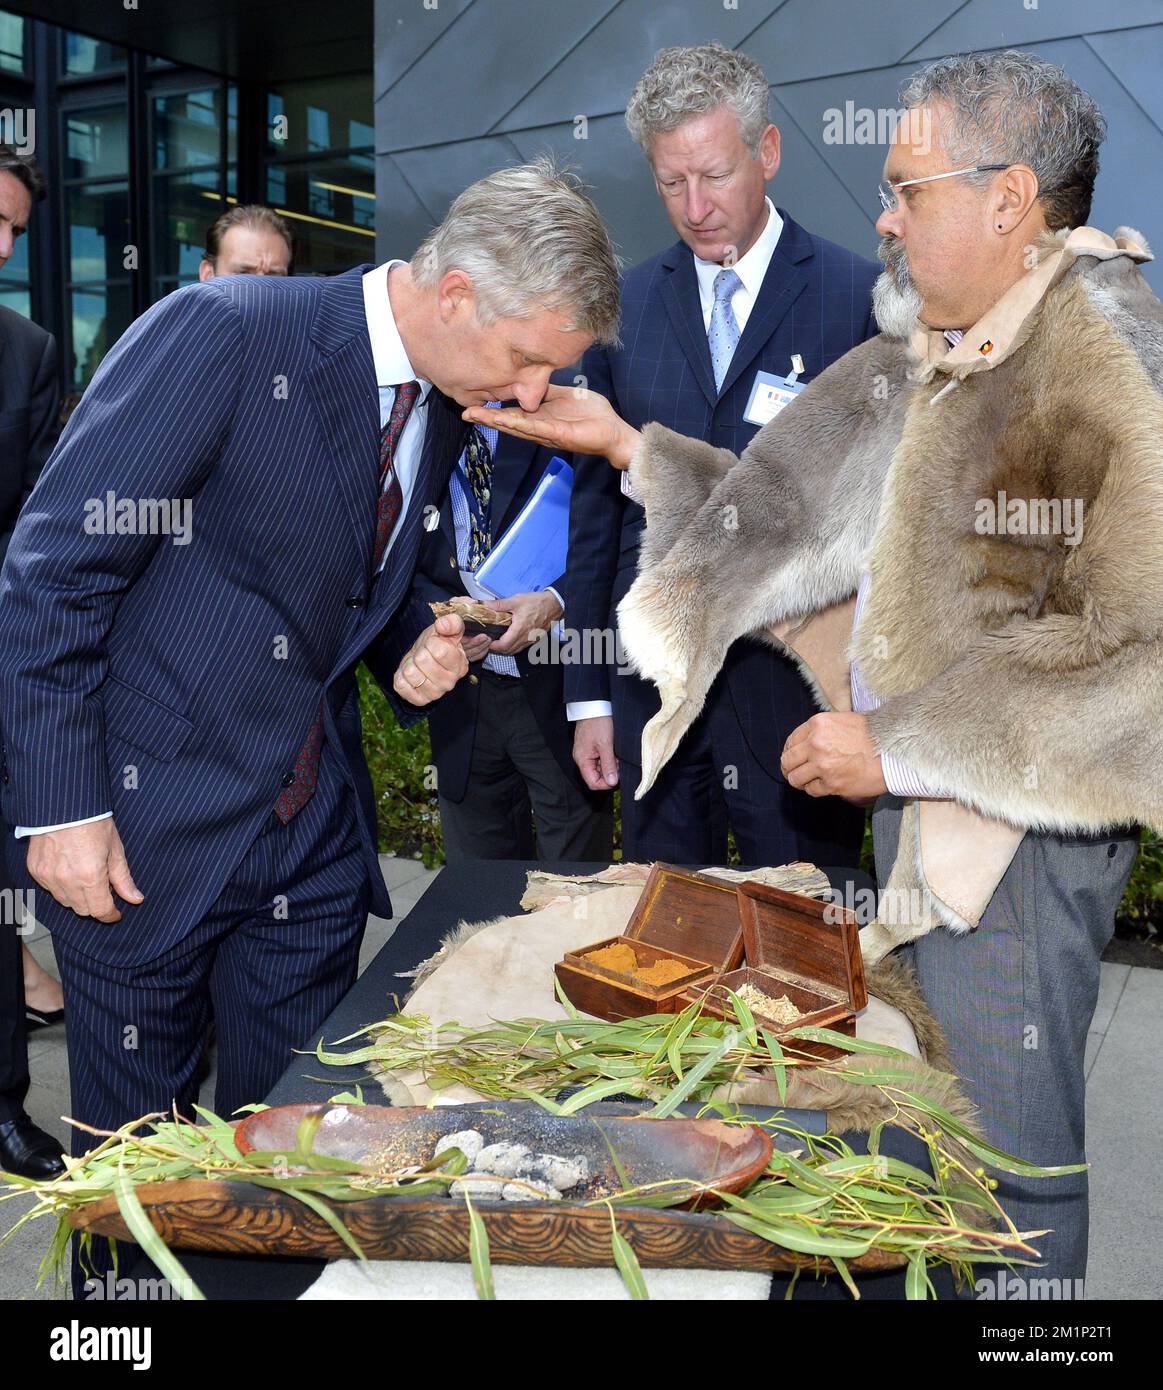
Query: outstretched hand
462 385 641 468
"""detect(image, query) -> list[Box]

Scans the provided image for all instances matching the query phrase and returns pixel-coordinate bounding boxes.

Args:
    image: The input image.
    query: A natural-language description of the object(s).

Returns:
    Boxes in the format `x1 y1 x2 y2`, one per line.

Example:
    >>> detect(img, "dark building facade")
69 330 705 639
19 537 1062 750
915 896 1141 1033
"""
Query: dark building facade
0 2 373 395
374 0 1163 289
3 1 1161 398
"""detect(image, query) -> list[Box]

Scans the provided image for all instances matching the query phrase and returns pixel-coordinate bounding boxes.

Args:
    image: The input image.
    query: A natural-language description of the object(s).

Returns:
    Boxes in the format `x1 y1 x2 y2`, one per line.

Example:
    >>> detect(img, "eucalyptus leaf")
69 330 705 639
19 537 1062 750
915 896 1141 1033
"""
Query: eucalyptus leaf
464 1193 495 1300
609 1209 649 1300
112 1161 204 1301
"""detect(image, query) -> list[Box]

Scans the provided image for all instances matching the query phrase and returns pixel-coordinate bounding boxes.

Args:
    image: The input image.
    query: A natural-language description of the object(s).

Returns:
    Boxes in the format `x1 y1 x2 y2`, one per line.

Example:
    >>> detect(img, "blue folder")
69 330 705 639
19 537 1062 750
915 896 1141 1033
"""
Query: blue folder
474 455 574 598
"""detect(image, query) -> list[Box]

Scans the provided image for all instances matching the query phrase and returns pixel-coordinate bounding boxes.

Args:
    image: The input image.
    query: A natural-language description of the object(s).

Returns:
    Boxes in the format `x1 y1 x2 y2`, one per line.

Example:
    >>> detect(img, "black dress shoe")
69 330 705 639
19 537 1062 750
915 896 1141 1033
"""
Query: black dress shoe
0 1114 67 1180
25 1005 65 1032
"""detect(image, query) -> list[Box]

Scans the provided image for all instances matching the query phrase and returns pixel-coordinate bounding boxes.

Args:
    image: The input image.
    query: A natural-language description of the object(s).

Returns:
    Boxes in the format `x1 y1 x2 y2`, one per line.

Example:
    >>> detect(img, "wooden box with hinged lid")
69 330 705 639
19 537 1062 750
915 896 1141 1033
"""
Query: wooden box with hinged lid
680 880 866 1062
554 864 746 1021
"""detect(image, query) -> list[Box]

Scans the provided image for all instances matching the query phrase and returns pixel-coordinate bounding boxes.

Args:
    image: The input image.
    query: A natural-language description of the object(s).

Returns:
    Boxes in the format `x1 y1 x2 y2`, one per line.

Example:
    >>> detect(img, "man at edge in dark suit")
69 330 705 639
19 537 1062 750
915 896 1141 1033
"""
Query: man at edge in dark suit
0 144 65 1181
555 45 879 868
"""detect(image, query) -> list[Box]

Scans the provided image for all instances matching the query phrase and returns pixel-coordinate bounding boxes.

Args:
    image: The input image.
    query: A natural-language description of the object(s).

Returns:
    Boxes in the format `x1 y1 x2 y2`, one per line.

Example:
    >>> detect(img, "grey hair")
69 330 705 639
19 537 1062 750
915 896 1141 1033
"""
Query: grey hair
899 49 1106 231
411 157 621 346
625 42 772 158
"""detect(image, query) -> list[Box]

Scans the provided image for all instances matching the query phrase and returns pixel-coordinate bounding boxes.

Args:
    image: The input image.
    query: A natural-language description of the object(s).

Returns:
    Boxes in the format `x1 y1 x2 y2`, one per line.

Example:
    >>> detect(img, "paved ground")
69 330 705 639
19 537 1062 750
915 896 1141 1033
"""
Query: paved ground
1 855 1159 1301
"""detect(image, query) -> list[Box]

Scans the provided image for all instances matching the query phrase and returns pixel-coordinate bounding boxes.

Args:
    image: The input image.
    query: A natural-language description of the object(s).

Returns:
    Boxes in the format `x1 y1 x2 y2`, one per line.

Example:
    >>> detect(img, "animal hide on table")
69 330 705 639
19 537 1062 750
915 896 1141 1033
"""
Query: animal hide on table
617 227 1163 963
369 870 984 1181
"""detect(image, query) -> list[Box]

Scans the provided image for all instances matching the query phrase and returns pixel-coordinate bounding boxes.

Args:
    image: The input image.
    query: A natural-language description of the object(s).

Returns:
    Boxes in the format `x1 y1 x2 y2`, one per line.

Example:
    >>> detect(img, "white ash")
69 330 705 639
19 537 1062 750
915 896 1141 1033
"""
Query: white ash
501 1179 563 1202
449 1175 503 1201
433 1129 485 1165
513 1153 589 1191
433 1132 592 1199
472 1142 532 1178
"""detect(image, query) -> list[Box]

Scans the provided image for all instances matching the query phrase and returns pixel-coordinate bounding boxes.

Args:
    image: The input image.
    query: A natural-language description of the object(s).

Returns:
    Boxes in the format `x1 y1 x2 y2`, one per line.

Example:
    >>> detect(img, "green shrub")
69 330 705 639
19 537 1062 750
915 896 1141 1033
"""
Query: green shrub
1117 831 1163 937
358 666 441 868
360 668 1162 939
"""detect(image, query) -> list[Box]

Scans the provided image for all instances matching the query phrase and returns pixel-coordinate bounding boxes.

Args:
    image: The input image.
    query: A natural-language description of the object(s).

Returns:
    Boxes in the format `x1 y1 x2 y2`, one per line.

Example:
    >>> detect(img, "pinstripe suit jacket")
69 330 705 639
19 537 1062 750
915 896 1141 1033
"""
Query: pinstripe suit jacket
0 266 465 966
565 212 879 769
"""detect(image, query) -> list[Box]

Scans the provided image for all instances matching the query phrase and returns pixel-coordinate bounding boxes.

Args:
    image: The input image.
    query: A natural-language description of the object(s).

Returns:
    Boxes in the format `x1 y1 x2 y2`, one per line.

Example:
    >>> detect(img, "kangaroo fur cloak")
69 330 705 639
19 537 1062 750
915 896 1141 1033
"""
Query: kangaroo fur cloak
616 227 1163 963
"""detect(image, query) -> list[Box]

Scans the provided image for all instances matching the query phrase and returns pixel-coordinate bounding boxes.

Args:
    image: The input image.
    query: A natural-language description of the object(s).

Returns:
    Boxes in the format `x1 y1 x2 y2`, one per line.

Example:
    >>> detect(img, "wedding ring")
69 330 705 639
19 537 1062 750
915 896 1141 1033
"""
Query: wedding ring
410 673 429 690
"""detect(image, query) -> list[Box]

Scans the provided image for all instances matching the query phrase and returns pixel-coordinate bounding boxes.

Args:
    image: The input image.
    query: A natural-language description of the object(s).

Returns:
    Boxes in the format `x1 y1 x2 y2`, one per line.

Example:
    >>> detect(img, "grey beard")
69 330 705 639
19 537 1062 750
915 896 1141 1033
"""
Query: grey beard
871 267 924 340
872 236 924 339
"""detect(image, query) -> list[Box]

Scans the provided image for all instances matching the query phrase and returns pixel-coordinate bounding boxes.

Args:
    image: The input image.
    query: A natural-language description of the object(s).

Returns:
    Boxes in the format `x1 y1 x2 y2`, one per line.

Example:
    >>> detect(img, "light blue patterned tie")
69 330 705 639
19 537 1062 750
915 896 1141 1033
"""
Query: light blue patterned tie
708 267 742 392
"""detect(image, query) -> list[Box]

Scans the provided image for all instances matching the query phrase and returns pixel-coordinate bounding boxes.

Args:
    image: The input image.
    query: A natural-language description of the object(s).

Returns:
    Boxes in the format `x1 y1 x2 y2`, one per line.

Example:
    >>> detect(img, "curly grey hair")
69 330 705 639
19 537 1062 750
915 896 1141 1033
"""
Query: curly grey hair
899 49 1106 231
411 156 621 346
625 42 771 158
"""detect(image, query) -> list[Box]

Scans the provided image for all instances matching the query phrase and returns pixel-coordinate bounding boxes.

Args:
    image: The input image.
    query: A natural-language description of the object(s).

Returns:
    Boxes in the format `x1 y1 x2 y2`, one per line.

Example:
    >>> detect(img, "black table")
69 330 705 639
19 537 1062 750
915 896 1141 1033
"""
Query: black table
131 859 959 1300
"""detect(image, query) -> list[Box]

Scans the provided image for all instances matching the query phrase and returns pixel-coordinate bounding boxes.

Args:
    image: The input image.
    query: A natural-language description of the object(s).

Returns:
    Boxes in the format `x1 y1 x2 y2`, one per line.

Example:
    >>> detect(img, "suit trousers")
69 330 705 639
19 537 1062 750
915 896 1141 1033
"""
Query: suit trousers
0 815 30 1124
438 670 612 863
54 745 372 1297
872 794 1138 1291
619 675 865 870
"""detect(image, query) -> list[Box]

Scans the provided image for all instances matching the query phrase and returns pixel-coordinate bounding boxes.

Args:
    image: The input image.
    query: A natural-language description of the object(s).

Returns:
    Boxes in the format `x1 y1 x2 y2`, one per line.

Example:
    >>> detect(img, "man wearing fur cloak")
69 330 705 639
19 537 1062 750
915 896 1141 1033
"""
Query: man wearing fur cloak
468 51 1156 1287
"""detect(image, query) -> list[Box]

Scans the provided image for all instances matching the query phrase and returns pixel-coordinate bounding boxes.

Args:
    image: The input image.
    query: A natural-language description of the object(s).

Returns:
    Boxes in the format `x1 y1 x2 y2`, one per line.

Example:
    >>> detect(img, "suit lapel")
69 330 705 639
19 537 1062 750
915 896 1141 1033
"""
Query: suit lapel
659 242 718 409
305 265 380 578
717 211 813 401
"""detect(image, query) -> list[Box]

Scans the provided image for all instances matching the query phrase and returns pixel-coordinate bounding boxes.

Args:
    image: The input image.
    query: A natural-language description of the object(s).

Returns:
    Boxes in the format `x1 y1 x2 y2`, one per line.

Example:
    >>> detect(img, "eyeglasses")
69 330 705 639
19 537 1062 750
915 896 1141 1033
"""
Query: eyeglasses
878 164 1008 213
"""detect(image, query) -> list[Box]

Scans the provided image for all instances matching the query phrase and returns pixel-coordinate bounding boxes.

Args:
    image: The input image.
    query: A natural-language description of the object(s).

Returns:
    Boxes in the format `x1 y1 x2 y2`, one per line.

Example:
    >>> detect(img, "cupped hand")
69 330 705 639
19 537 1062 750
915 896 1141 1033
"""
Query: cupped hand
462 385 640 468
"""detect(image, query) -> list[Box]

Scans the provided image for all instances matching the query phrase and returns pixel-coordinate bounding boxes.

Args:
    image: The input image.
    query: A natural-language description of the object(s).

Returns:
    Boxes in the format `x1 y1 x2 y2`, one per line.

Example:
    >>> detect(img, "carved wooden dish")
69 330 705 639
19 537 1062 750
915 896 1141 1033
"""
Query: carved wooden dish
67 1102 906 1274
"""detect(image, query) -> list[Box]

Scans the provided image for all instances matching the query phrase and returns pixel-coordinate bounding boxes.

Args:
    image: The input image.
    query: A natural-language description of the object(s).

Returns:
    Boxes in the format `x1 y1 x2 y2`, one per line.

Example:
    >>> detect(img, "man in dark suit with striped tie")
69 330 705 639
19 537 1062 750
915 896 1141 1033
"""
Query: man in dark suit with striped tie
551 44 879 869
412 421 612 861
0 158 618 1289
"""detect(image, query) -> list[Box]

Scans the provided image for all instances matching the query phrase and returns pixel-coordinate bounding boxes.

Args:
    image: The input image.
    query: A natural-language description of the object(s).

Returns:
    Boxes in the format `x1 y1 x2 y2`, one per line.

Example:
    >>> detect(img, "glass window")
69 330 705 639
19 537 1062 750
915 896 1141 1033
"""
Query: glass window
68 282 132 388
265 154 374 275
63 107 129 181
0 224 28 279
63 32 126 76
266 75 373 157
152 169 225 284
153 87 235 171
0 284 29 316
67 182 130 281
0 9 24 74
0 224 29 317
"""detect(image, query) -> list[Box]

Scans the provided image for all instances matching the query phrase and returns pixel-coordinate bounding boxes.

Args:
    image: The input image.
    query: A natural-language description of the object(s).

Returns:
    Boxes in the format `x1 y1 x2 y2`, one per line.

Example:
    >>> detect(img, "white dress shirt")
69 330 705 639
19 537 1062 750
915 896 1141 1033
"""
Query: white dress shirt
17 262 425 839
566 199 784 725
692 196 784 336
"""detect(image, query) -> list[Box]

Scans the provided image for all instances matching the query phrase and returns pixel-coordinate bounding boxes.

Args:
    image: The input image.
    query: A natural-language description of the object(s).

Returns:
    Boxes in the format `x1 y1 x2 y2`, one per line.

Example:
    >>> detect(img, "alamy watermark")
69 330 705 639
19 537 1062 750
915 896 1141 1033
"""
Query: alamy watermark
50 1318 152 1369
823 103 931 154
975 1270 1086 1301
1 886 36 937
83 492 192 546
83 1270 191 1301
974 491 1084 546
0 107 34 156
527 624 634 675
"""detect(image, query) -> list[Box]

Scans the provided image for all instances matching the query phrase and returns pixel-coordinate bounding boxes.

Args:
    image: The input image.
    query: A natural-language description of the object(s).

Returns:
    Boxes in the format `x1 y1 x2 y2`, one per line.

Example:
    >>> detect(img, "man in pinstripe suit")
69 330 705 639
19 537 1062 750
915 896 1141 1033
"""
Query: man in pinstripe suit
0 159 619 1290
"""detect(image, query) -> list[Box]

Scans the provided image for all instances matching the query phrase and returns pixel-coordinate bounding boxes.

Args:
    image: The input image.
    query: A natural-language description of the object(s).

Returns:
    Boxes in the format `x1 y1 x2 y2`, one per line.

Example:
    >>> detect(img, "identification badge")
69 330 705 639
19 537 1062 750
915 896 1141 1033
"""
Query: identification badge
743 369 805 426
